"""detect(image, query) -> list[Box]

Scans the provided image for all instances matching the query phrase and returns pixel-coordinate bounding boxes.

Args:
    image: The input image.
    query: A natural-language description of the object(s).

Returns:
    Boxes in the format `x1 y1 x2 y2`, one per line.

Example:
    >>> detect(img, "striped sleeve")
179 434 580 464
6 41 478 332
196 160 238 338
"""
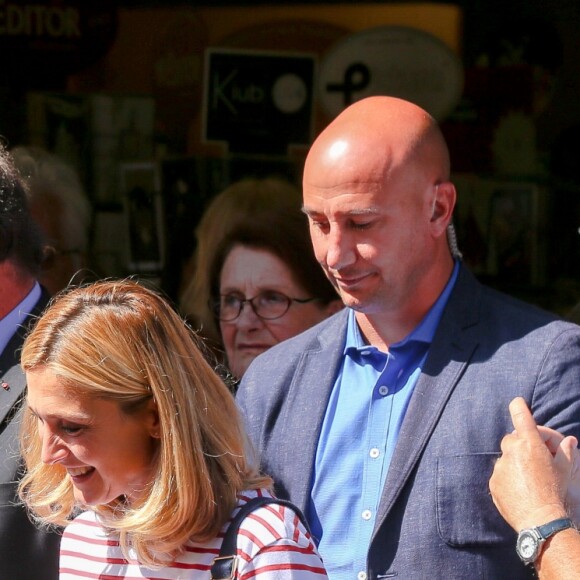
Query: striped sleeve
235 498 328 579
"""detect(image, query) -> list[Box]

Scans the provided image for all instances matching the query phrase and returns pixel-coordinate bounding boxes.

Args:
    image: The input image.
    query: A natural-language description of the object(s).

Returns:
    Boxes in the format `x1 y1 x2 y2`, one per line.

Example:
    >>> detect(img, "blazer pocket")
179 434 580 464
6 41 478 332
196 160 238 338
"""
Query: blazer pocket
436 453 511 546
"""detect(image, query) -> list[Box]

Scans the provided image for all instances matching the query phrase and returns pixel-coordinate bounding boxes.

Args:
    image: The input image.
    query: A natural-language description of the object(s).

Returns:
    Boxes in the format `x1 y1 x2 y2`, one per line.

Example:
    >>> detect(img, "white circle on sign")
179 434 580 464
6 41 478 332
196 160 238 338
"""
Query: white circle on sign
272 73 307 114
319 25 464 121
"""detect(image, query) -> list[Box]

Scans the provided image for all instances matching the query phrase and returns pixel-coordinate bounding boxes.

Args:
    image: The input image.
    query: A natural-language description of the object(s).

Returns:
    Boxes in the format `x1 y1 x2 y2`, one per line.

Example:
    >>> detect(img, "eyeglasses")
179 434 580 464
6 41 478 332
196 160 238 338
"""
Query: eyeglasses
212 291 319 322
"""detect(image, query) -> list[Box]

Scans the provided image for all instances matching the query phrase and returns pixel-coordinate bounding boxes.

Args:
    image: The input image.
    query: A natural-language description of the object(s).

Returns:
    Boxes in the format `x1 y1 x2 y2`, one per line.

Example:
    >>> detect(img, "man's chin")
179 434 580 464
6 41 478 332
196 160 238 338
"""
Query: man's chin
340 295 367 312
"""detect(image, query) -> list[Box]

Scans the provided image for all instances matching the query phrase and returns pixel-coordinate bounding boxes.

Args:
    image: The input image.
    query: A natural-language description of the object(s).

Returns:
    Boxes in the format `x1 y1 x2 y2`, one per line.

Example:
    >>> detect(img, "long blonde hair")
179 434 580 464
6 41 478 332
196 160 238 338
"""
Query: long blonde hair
18 279 271 567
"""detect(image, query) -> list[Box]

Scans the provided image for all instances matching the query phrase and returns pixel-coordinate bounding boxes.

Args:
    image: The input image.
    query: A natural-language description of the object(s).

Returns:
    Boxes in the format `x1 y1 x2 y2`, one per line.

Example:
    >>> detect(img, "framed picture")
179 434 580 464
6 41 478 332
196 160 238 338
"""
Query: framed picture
453 174 547 287
486 183 546 286
120 162 164 274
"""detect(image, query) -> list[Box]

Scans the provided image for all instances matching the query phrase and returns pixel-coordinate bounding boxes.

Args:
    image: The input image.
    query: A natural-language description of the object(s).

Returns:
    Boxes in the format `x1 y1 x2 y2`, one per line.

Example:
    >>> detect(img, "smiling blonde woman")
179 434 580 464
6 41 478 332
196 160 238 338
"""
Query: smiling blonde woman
17 279 327 579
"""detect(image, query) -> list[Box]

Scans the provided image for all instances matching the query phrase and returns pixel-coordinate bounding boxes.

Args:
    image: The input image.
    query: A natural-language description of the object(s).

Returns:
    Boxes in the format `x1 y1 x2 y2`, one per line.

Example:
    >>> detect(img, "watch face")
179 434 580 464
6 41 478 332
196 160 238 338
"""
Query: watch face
517 531 538 562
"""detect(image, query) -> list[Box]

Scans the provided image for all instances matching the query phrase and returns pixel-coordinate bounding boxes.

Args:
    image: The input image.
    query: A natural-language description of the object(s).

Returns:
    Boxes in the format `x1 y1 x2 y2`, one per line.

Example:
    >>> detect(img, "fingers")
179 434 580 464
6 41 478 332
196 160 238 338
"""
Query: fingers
538 425 566 455
554 436 577 474
508 397 542 441
499 430 517 454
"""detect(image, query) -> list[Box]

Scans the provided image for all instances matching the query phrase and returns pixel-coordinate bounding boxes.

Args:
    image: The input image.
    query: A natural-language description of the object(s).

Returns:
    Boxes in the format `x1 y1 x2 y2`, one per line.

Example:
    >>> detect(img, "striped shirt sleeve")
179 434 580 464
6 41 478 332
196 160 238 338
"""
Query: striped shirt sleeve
235 495 328 579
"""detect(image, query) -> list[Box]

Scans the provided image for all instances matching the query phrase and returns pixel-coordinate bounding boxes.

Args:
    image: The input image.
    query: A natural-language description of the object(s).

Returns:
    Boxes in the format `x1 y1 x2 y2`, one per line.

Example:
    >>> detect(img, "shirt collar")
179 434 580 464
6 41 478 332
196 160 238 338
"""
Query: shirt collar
344 260 460 355
0 282 42 355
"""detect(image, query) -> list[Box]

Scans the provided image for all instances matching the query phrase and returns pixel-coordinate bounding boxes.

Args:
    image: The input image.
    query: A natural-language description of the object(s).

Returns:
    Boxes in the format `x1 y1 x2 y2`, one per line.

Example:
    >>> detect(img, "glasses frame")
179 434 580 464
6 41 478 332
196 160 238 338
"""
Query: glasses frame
211 291 319 322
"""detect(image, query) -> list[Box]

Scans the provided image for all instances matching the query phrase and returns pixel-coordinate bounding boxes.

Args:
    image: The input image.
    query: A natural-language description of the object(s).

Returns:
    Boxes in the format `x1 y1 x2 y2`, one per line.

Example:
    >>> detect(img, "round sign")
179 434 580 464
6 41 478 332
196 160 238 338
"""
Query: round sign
319 25 464 121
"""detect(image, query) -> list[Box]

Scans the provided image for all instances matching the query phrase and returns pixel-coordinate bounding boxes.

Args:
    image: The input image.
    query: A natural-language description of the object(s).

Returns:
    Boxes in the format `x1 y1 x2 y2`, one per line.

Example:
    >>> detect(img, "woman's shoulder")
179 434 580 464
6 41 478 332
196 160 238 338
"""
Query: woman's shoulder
62 510 113 542
233 489 306 534
231 489 327 578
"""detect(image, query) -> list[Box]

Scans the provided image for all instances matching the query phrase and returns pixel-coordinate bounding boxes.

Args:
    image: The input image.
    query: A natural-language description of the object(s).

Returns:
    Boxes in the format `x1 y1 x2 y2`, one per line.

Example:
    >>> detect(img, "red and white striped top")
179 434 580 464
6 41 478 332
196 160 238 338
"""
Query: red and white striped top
59 488 328 579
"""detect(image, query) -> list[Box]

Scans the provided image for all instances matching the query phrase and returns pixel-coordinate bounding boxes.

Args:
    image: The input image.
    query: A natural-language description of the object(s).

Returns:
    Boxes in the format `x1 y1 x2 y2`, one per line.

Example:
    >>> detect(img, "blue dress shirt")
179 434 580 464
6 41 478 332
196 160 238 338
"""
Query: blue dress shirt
308 262 459 580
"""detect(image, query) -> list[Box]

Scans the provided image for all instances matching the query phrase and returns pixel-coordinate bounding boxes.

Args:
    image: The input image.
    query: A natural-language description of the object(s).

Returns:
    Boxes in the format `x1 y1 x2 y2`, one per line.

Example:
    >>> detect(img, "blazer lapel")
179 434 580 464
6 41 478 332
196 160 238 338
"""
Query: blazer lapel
374 267 483 527
0 288 50 434
276 310 349 513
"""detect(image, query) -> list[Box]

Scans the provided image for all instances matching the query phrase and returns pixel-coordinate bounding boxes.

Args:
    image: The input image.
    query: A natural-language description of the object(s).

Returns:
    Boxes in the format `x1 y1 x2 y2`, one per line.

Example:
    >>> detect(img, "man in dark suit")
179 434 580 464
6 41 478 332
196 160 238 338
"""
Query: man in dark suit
237 96 580 579
0 144 60 579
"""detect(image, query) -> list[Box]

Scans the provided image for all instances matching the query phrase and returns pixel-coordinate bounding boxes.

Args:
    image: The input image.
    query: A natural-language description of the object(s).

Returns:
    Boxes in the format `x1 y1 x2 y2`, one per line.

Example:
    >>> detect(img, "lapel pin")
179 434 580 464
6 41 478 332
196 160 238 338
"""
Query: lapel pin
1 382 9 391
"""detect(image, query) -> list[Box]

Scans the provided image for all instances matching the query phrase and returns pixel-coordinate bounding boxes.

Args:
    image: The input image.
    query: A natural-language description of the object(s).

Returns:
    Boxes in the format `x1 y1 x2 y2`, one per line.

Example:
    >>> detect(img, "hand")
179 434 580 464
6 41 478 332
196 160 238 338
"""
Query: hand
489 397 575 531
538 425 580 525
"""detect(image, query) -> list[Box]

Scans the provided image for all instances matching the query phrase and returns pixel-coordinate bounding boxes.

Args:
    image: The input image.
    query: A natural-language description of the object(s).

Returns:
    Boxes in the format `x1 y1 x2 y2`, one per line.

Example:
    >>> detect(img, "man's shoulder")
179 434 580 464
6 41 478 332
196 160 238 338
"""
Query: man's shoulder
454 266 575 332
480 284 576 334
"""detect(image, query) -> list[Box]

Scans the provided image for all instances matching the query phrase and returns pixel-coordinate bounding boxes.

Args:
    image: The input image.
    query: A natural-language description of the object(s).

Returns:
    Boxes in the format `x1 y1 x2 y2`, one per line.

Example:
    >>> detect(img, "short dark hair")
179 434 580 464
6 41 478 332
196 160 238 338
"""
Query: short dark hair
0 143 44 274
209 206 337 311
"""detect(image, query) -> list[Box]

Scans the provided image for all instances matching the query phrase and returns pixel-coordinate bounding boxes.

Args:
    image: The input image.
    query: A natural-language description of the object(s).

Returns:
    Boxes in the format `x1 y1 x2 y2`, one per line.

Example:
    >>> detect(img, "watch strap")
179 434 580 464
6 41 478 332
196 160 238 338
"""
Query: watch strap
536 517 574 541
517 517 575 565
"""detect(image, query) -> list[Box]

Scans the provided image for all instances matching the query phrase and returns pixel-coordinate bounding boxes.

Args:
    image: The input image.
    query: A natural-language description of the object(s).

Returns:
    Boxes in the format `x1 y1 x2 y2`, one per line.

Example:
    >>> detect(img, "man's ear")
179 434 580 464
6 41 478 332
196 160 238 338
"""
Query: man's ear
430 181 456 237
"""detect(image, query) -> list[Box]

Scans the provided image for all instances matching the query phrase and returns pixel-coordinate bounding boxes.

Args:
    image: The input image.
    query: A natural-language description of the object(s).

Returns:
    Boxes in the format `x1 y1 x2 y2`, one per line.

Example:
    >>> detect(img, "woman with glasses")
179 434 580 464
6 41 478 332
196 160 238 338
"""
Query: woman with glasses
180 177 303 353
209 208 342 381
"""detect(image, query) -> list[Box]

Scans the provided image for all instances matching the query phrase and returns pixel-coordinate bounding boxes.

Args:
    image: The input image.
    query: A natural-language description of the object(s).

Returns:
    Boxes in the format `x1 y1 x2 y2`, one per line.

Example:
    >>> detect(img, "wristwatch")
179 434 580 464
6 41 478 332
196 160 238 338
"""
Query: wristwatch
516 517 575 565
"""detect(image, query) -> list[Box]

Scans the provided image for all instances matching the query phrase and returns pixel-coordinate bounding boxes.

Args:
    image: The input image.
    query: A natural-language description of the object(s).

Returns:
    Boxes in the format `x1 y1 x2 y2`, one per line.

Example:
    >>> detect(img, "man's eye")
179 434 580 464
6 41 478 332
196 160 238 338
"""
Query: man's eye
351 221 372 230
310 220 329 232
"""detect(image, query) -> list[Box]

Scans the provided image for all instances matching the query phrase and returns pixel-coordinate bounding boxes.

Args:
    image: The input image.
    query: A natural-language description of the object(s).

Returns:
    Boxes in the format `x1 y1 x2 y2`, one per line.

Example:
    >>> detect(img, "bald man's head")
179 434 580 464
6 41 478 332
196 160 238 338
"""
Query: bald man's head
302 97 459 328
305 96 451 190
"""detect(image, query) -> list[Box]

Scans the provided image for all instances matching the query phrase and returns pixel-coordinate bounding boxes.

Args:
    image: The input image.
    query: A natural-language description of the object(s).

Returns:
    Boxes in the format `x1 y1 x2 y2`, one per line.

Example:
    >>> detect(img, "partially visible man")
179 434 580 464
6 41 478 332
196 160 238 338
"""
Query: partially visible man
11 145 92 295
490 397 580 580
237 96 580 579
0 143 60 579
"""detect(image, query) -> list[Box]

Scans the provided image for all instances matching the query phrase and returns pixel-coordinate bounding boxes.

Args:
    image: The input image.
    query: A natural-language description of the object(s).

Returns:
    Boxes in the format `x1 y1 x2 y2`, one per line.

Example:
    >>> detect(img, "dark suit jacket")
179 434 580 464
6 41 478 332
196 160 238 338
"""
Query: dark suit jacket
0 289 60 580
238 266 580 579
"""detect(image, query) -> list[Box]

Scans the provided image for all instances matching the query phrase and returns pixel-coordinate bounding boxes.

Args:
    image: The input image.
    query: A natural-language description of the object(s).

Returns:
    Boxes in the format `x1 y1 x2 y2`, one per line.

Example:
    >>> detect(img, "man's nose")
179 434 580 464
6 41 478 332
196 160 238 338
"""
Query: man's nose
325 227 356 271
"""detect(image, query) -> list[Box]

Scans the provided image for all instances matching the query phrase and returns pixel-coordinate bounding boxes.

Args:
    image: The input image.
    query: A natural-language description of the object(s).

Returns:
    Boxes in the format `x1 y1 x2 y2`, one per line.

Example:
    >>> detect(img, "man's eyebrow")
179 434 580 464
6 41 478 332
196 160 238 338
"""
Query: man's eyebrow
301 206 382 217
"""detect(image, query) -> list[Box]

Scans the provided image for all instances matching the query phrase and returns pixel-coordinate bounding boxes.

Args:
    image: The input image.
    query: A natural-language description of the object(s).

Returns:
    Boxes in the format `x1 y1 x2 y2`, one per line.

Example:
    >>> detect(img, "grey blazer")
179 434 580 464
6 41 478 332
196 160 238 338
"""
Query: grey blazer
238 266 580 579
0 290 60 580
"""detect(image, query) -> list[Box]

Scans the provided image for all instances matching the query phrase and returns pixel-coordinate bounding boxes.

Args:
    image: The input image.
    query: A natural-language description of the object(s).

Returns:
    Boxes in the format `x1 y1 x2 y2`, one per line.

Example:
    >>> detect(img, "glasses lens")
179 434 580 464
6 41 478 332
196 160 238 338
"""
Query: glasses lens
219 295 242 321
254 291 291 320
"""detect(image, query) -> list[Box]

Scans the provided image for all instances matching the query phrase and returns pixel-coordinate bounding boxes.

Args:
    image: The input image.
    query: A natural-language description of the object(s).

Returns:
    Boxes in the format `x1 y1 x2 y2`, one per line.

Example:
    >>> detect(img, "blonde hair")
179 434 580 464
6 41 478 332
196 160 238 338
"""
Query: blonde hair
18 279 271 567
179 177 301 346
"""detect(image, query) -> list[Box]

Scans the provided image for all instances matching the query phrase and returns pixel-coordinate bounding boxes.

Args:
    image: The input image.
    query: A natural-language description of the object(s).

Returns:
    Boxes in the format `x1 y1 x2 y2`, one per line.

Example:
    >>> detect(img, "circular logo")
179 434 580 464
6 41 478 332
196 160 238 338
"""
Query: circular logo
319 25 464 121
272 73 308 114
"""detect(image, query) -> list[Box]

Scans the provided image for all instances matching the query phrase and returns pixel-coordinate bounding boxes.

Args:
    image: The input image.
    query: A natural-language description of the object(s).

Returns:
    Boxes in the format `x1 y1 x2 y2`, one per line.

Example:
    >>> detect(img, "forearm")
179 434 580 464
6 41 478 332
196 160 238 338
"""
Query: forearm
535 528 580 580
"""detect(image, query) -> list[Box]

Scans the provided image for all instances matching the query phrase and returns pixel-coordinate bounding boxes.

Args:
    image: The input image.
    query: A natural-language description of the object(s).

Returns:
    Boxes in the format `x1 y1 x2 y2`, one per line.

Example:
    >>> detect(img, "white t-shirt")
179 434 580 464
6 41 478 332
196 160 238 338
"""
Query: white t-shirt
59 488 327 579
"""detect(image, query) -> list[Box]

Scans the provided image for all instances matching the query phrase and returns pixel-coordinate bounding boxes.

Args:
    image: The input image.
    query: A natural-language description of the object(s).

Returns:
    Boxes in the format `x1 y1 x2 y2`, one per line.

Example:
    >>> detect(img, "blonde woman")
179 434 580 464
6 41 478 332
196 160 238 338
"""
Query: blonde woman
18 280 327 579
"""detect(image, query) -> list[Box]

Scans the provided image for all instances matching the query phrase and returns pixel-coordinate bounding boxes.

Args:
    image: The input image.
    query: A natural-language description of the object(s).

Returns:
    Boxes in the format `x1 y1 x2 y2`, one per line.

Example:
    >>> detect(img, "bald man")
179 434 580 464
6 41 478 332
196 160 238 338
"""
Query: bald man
237 97 580 579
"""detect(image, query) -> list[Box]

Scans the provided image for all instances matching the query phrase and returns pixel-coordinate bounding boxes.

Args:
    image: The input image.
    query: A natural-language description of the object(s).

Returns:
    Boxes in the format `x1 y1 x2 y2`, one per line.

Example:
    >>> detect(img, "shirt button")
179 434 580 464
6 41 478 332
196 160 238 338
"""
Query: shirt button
362 509 372 520
369 447 380 458
357 572 367 580
378 385 389 396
